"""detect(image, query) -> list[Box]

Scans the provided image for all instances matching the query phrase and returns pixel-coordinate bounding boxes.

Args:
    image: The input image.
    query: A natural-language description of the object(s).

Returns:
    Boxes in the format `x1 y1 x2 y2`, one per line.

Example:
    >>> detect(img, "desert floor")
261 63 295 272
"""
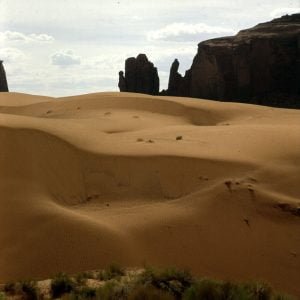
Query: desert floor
0 92 299 297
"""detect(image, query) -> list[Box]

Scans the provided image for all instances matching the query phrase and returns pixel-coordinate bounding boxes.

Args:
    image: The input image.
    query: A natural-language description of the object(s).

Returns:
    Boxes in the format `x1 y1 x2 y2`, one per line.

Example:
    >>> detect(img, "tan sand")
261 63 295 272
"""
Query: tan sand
0 92 299 296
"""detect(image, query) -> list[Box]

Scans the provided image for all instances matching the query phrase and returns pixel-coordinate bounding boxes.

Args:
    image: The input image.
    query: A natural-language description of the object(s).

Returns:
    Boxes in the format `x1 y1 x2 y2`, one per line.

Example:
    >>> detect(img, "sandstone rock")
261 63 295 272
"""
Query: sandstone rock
0 61 9 92
118 54 159 95
165 14 300 108
167 59 182 96
118 71 126 92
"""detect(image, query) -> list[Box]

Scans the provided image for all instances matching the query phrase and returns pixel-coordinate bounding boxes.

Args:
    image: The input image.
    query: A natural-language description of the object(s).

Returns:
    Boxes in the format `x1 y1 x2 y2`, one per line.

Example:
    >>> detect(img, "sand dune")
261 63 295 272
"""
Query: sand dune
0 92 299 297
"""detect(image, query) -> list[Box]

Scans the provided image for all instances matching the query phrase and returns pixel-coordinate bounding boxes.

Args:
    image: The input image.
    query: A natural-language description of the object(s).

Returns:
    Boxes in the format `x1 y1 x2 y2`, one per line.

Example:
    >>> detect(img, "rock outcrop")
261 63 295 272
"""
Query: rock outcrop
118 54 159 95
0 61 9 92
165 14 300 108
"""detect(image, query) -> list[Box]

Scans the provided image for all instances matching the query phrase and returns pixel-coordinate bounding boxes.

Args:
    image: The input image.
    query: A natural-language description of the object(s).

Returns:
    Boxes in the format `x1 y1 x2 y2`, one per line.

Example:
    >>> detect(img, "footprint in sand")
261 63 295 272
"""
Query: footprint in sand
198 176 209 181
243 218 250 227
224 180 232 192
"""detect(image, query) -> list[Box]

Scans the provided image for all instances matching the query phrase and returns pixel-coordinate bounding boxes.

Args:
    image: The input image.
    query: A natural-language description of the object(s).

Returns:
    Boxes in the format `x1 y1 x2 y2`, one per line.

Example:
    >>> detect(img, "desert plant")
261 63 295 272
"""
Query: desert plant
96 280 128 300
0 292 6 300
243 281 272 300
139 267 193 298
75 271 94 285
98 263 125 281
75 286 97 299
183 278 224 300
51 273 75 298
128 285 175 300
3 282 16 295
19 280 39 300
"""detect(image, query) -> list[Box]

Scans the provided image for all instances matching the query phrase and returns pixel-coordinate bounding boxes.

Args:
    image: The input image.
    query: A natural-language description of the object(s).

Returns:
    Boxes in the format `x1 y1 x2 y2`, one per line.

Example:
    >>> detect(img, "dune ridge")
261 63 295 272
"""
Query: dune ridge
0 92 299 297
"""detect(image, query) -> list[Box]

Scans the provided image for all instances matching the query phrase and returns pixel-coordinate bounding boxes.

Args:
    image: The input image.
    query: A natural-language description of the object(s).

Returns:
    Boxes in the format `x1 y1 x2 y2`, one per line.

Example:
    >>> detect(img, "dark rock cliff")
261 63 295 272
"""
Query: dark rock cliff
165 14 300 107
0 61 9 92
118 54 159 95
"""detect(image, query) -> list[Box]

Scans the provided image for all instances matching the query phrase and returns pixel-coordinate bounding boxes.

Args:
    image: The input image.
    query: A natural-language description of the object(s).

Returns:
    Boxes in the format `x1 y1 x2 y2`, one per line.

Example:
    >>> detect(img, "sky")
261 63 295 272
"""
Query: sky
0 0 299 97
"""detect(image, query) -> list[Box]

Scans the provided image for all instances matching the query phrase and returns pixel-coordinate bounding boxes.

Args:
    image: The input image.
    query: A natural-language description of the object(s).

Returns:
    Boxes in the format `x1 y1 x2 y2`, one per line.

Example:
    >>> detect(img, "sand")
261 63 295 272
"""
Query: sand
0 92 299 297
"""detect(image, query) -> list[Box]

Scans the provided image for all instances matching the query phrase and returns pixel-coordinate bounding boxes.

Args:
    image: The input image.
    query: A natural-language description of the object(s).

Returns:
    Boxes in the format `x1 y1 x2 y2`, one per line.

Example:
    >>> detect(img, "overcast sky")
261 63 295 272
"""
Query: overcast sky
0 0 299 97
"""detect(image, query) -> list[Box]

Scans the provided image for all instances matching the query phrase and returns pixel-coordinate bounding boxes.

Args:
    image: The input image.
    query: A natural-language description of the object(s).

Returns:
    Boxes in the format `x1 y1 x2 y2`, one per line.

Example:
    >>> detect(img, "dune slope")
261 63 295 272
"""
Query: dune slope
0 92 299 297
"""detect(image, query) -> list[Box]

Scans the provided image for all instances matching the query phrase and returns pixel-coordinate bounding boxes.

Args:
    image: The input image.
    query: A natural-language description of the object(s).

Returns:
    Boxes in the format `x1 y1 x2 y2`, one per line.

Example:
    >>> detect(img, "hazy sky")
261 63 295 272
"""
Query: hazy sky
0 0 299 96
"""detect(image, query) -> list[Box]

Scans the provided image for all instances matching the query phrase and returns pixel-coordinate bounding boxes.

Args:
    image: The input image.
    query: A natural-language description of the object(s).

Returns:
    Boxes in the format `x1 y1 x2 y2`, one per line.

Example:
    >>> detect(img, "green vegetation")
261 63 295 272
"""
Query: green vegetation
51 273 75 298
19 280 38 300
97 263 125 281
0 266 295 300
139 267 193 298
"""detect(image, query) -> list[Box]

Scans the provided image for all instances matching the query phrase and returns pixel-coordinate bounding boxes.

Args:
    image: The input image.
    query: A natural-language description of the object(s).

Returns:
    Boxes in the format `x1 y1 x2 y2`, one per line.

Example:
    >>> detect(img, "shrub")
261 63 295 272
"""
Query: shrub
272 294 295 300
0 292 6 300
139 267 193 298
128 285 175 300
183 278 224 300
75 286 97 299
183 279 289 300
51 273 75 298
98 263 125 281
19 280 39 300
4 282 16 295
96 281 128 300
243 281 272 300
75 272 94 285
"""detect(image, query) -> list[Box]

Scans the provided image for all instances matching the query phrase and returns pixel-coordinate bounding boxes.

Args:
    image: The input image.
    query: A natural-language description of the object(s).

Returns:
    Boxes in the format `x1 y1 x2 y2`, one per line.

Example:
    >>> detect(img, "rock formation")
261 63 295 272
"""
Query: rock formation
0 61 9 92
118 71 126 92
164 14 300 107
167 59 182 96
118 54 159 95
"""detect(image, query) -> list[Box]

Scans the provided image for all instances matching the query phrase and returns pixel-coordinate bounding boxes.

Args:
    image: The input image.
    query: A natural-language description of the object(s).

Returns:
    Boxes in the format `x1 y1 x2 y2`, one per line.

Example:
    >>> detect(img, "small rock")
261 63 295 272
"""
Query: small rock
176 136 183 140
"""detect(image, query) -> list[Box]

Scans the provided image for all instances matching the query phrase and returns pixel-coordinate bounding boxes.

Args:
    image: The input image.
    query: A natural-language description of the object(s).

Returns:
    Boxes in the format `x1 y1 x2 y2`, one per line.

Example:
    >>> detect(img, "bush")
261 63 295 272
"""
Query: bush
0 292 6 300
98 263 125 281
19 280 39 300
96 281 128 300
3 282 16 295
183 279 224 300
75 286 97 299
75 272 94 285
243 282 272 300
182 279 292 300
128 285 175 300
139 267 193 298
51 273 75 298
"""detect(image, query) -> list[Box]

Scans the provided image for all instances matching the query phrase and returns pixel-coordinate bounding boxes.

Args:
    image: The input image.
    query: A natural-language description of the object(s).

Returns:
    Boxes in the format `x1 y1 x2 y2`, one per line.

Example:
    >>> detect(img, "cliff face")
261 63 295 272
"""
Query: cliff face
118 54 159 95
166 14 300 107
0 61 9 92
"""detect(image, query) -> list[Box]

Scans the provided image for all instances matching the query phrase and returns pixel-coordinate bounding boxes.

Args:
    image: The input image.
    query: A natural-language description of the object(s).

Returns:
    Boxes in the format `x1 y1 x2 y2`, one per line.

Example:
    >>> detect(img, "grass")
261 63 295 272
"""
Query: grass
0 266 295 300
